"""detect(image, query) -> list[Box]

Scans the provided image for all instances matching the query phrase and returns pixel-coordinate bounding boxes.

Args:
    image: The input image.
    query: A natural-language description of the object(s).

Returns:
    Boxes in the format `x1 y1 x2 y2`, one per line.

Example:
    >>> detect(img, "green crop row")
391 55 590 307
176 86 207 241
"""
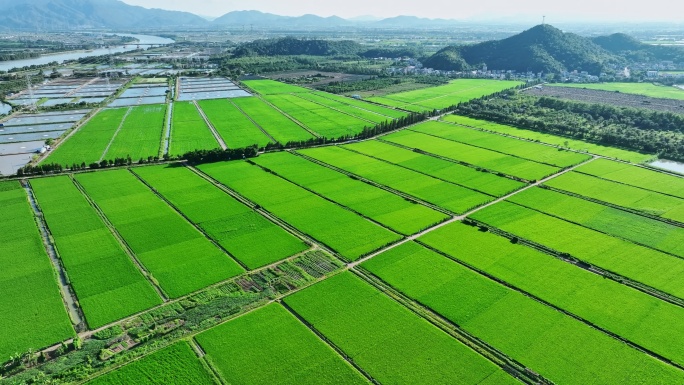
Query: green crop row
264 94 371 139
300 146 494 213
45 108 129 166
411 121 592 167
345 140 525 197
0 181 74 362
75 170 244 298
252 152 449 235
133 165 308 269
442 115 653 163
509 187 684 259
85 341 216 385
169 102 219 156
241 79 312 95
471 200 684 299
198 161 401 261
546 171 684 223
362 241 684 385
383 125 560 180
197 99 272 149
103 105 167 161
232 97 315 144
196 303 368 385
311 91 407 119
31 176 162 328
284 272 516 384
295 93 390 124
421 221 684 367
576 158 684 199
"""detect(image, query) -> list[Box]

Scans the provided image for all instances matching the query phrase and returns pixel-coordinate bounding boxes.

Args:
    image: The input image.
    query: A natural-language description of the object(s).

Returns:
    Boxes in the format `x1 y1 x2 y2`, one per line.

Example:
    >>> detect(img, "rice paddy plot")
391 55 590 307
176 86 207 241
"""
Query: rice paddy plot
45 108 129 166
169 102 219 156
85 341 217 385
31 176 162 328
311 91 407 119
411 121 592 167
383 128 559 181
265 94 372 138
133 165 308 269
231 97 315 143
196 303 368 385
252 152 448 235
546 171 684 223
551 82 684 100
103 104 166 161
345 140 525 197
284 272 517 385
362 242 684 385
576 158 684 199
0 181 74 362
300 146 494 213
295 93 391 124
471 201 684 299
420 221 684 367
509 187 684 258
198 99 272 149
442 115 653 163
369 79 522 112
198 161 401 261
241 79 312 95
75 170 244 298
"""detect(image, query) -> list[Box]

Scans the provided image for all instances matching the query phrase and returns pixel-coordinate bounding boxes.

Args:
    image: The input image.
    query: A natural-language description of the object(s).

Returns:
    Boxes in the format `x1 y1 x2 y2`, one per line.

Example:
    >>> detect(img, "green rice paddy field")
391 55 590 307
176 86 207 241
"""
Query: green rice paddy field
169 102 218 156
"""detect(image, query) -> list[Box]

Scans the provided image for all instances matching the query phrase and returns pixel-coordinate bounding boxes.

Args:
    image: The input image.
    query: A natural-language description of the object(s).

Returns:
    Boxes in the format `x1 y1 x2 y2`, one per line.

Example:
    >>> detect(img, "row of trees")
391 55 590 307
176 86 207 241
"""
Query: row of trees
455 93 684 160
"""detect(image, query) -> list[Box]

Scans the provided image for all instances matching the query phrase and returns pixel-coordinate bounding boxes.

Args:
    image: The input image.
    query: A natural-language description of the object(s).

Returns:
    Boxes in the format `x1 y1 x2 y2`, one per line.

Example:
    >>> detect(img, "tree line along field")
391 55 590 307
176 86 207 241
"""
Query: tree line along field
441 114 654 163
550 82 684 101
11 76 684 384
368 79 523 112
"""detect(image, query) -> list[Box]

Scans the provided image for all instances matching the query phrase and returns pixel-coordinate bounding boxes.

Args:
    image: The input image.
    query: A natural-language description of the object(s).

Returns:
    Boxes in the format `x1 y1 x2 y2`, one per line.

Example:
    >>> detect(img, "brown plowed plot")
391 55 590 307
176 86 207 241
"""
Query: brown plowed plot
524 86 684 115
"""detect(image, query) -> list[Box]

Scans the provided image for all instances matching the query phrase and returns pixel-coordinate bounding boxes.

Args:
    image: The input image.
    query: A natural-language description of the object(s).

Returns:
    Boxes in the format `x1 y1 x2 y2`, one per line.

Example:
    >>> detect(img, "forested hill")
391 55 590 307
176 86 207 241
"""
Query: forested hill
424 24 622 74
593 33 684 63
232 38 362 57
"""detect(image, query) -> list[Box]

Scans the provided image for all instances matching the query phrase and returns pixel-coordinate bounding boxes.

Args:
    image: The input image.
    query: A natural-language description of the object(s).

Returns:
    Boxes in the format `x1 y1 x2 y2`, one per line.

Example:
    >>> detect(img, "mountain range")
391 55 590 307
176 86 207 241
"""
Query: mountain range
0 0 462 30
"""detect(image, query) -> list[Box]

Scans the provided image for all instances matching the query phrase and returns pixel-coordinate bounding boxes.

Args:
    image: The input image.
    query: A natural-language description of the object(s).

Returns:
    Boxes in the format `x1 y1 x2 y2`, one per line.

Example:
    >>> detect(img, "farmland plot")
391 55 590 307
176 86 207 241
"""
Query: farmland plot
104 104 166 161
75 170 244 298
31 176 162 328
410 121 592 167
552 82 684 101
442 115 653 163
420 222 684 367
196 303 368 385
284 272 517 385
0 182 74 362
232 97 314 143
508 187 684 258
382 128 559 180
133 165 308 269
362 242 684 385
471 201 684 299
198 161 401 261
576 158 684 199
241 79 312 95
198 99 271 149
169 102 219 156
46 108 128 166
311 91 407 119
264 94 371 138
345 140 525 197
300 146 494 213
295 92 391 124
86 342 216 385
252 152 448 235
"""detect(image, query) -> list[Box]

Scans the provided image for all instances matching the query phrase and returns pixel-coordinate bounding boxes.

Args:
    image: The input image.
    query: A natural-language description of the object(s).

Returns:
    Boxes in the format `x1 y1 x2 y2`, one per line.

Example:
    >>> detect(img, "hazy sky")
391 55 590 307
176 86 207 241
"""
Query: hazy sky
120 0 684 22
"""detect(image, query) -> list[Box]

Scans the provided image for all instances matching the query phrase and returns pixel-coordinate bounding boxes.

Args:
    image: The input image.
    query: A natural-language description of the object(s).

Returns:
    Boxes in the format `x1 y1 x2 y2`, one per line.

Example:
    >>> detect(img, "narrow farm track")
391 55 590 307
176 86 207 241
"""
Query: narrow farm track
162 101 173 156
193 100 227 150
99 106 133 162
22 181 86 330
